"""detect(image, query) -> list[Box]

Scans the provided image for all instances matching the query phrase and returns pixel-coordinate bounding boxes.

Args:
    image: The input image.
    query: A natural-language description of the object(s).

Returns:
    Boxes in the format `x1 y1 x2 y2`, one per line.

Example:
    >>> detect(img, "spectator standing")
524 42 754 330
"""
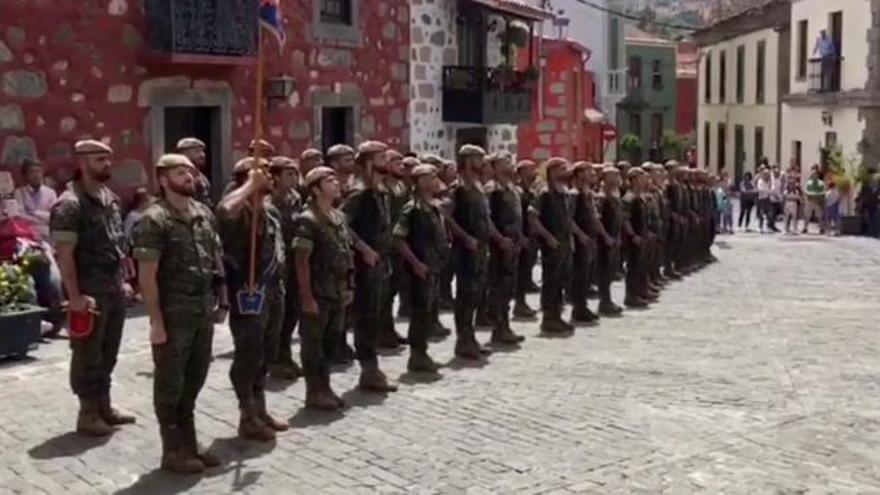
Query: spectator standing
770 166 784 229
756 168 776 233
802 171 827 234
825 181 841 235
813 29 837 91
738 172 757 231
14 160 57 242
783 180 801 234
858 174 880 237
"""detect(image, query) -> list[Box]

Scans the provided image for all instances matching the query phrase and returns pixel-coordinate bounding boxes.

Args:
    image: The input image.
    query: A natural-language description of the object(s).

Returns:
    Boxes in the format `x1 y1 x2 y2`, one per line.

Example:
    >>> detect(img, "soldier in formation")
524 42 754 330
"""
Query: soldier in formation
64 136 721 472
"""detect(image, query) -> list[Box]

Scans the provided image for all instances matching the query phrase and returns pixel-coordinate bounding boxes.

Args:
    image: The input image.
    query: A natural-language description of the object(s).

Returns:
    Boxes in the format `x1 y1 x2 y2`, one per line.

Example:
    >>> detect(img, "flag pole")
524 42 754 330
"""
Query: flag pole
248 24 266 294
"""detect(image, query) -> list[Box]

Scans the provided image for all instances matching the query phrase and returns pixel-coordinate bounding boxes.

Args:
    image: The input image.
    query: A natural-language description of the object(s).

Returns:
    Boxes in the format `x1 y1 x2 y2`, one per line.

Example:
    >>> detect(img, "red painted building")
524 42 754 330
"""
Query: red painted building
676 41 698 137
517 38 604 163
0 0 409 198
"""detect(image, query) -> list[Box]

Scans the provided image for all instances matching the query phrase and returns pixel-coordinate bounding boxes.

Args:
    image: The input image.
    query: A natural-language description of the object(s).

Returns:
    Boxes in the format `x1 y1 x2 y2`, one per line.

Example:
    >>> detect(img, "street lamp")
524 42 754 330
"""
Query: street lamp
265 74 297 103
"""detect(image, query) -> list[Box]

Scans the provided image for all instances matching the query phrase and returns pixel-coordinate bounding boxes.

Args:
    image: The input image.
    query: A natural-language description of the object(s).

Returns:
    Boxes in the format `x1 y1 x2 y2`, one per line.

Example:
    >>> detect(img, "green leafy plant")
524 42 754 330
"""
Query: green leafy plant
825 145 865 215
620 133 643 162
0 262 36 314
660 130 684 159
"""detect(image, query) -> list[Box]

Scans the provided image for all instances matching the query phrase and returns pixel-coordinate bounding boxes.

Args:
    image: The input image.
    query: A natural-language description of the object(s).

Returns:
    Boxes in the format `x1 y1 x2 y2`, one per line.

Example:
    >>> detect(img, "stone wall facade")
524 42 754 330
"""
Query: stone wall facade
0 0 409 197
408 0 517 158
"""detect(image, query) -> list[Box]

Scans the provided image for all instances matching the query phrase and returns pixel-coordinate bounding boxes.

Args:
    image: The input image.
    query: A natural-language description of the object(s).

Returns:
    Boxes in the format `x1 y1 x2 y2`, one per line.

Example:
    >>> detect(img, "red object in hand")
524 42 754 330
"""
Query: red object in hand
68 309 95 339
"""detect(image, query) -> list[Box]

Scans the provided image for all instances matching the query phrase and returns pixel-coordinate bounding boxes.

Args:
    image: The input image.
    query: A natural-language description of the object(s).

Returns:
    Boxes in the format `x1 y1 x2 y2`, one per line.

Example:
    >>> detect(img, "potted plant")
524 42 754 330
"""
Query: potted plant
0 261 45 358
619 133 643 164
826 146 864 235
660 130 684 161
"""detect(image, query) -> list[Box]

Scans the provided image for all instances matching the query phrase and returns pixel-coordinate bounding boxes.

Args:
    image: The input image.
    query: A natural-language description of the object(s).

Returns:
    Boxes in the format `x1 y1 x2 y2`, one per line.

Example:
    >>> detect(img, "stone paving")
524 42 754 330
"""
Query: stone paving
2 234 880 494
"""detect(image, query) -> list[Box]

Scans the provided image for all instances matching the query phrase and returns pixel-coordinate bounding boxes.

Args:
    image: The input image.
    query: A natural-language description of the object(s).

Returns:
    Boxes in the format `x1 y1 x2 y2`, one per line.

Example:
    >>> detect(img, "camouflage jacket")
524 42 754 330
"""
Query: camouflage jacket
292 205 354 302
50 182 126 295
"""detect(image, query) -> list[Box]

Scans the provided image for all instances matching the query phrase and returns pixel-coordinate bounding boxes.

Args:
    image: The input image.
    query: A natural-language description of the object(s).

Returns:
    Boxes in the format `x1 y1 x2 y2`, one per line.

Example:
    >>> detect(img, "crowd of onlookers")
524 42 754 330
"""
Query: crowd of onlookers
712 159 880 237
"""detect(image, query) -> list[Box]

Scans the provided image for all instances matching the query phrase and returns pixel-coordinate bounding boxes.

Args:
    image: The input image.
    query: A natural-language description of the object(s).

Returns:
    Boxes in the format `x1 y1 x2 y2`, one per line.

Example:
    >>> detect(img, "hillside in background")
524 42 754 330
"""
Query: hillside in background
610 0 770 37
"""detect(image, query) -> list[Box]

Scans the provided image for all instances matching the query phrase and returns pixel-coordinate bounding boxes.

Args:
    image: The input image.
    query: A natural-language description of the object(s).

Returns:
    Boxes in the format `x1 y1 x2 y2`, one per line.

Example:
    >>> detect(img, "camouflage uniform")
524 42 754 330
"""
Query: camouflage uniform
270 188 304 374
449 180 491 356
393 197 449 363
622 189 649 305
341 178 393 370
217 198 285 420
596 193 623 314
531 185 574 328
50 182 128 420
293 205 354 398
132 197 221 466
486 180 524 343
571 187 600 320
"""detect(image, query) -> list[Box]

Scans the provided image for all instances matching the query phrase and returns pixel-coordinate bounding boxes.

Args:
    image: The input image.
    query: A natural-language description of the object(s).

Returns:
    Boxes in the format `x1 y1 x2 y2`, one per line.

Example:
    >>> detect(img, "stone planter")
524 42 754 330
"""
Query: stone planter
0 305 46 359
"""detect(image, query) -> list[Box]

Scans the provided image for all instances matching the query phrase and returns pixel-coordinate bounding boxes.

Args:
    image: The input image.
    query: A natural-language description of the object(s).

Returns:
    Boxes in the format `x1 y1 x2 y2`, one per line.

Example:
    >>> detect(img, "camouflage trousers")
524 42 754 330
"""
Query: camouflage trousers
408 273 440 353
299 297 345 379
596 245 620 305
540 246 572 320
69 292 126 399
228 287 283 408
352 262 390 368
152 303 214 430
275 275 299 367
487 247 519 330
453 244 489 339
570 241 596 311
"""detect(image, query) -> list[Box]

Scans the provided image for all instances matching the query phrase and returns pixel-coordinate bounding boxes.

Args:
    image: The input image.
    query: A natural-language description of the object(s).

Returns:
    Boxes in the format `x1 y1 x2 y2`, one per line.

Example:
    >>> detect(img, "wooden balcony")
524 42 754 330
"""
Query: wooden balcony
442 66 535 125
145 0 257 65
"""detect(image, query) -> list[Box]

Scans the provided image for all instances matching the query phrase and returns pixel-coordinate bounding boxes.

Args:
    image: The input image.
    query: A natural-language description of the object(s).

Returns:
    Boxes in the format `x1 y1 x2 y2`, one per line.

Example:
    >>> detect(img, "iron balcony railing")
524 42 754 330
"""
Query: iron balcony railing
146 0 258 58
808 56 843 93
442 66 535 125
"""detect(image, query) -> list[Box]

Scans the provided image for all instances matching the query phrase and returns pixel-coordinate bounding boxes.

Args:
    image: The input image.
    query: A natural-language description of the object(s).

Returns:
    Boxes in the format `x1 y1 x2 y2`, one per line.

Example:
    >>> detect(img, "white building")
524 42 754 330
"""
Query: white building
694 0 790 181
781 0 872 175
408 0 549 157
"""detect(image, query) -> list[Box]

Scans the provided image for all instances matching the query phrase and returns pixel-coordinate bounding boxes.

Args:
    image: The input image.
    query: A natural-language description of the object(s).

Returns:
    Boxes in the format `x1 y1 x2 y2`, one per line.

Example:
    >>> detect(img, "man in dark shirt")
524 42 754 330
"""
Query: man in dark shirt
622 167 650 308
513 159 539 318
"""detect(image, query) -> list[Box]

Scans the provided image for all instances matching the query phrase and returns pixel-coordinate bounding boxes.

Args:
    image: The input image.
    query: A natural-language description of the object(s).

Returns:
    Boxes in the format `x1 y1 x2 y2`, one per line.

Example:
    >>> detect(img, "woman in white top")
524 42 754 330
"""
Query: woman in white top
756 168 778 233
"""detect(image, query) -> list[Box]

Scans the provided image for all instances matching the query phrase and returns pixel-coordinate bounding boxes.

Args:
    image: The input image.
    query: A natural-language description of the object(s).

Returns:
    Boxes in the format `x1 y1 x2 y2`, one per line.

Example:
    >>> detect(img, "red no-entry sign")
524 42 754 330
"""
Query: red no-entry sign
601 125 618 142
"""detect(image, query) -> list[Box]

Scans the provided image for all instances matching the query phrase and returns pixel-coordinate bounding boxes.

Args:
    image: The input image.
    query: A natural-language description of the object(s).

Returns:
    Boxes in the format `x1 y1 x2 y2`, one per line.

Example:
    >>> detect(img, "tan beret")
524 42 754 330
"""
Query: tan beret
420 154 444 166
411 164 438 179
300 148 323 161
591 163 606 172
664 160 680 169
326 144 354 158
304 166 336 189
233 157 268 175
402 156 420 168
176 137 206 151
269 156 298 171
516 159 537 171
602 165 621 176
489 151 512 164
458 144 486 157
572 161 592 173
357 141 388 154
627 167 646 179
544 157 569 172
155 153 195 170
74 140 113 156
616 161 632 168
386 149 403 161
441 159 457 169
248 139 276 155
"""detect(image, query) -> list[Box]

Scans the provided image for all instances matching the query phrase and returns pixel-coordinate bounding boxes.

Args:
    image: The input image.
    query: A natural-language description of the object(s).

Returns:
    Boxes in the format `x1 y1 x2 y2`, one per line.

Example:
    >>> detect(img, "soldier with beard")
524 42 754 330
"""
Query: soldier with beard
326 145 356 194
378 149 410 349
513 159 539 318
176 138 214 208
134 154 227 473
266 157 304 382
217 158 289 442
445 145 493 359
51 140 135 437
341 141 399 392
529 158 575 334
486 152 526 344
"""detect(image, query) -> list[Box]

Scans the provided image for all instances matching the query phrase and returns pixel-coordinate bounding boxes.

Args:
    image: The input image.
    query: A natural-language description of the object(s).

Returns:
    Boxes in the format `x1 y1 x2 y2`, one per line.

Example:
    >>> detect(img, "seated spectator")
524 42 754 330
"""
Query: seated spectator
0 200 64 336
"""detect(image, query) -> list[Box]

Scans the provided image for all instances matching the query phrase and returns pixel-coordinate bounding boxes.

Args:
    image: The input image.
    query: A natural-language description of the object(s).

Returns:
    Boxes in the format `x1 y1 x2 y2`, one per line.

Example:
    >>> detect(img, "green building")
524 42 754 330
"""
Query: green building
617 26 679 163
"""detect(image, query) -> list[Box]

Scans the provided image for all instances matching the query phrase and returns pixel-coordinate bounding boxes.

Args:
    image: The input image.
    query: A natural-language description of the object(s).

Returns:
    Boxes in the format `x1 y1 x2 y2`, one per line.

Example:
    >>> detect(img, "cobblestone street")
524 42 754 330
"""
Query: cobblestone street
2 234 880 494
